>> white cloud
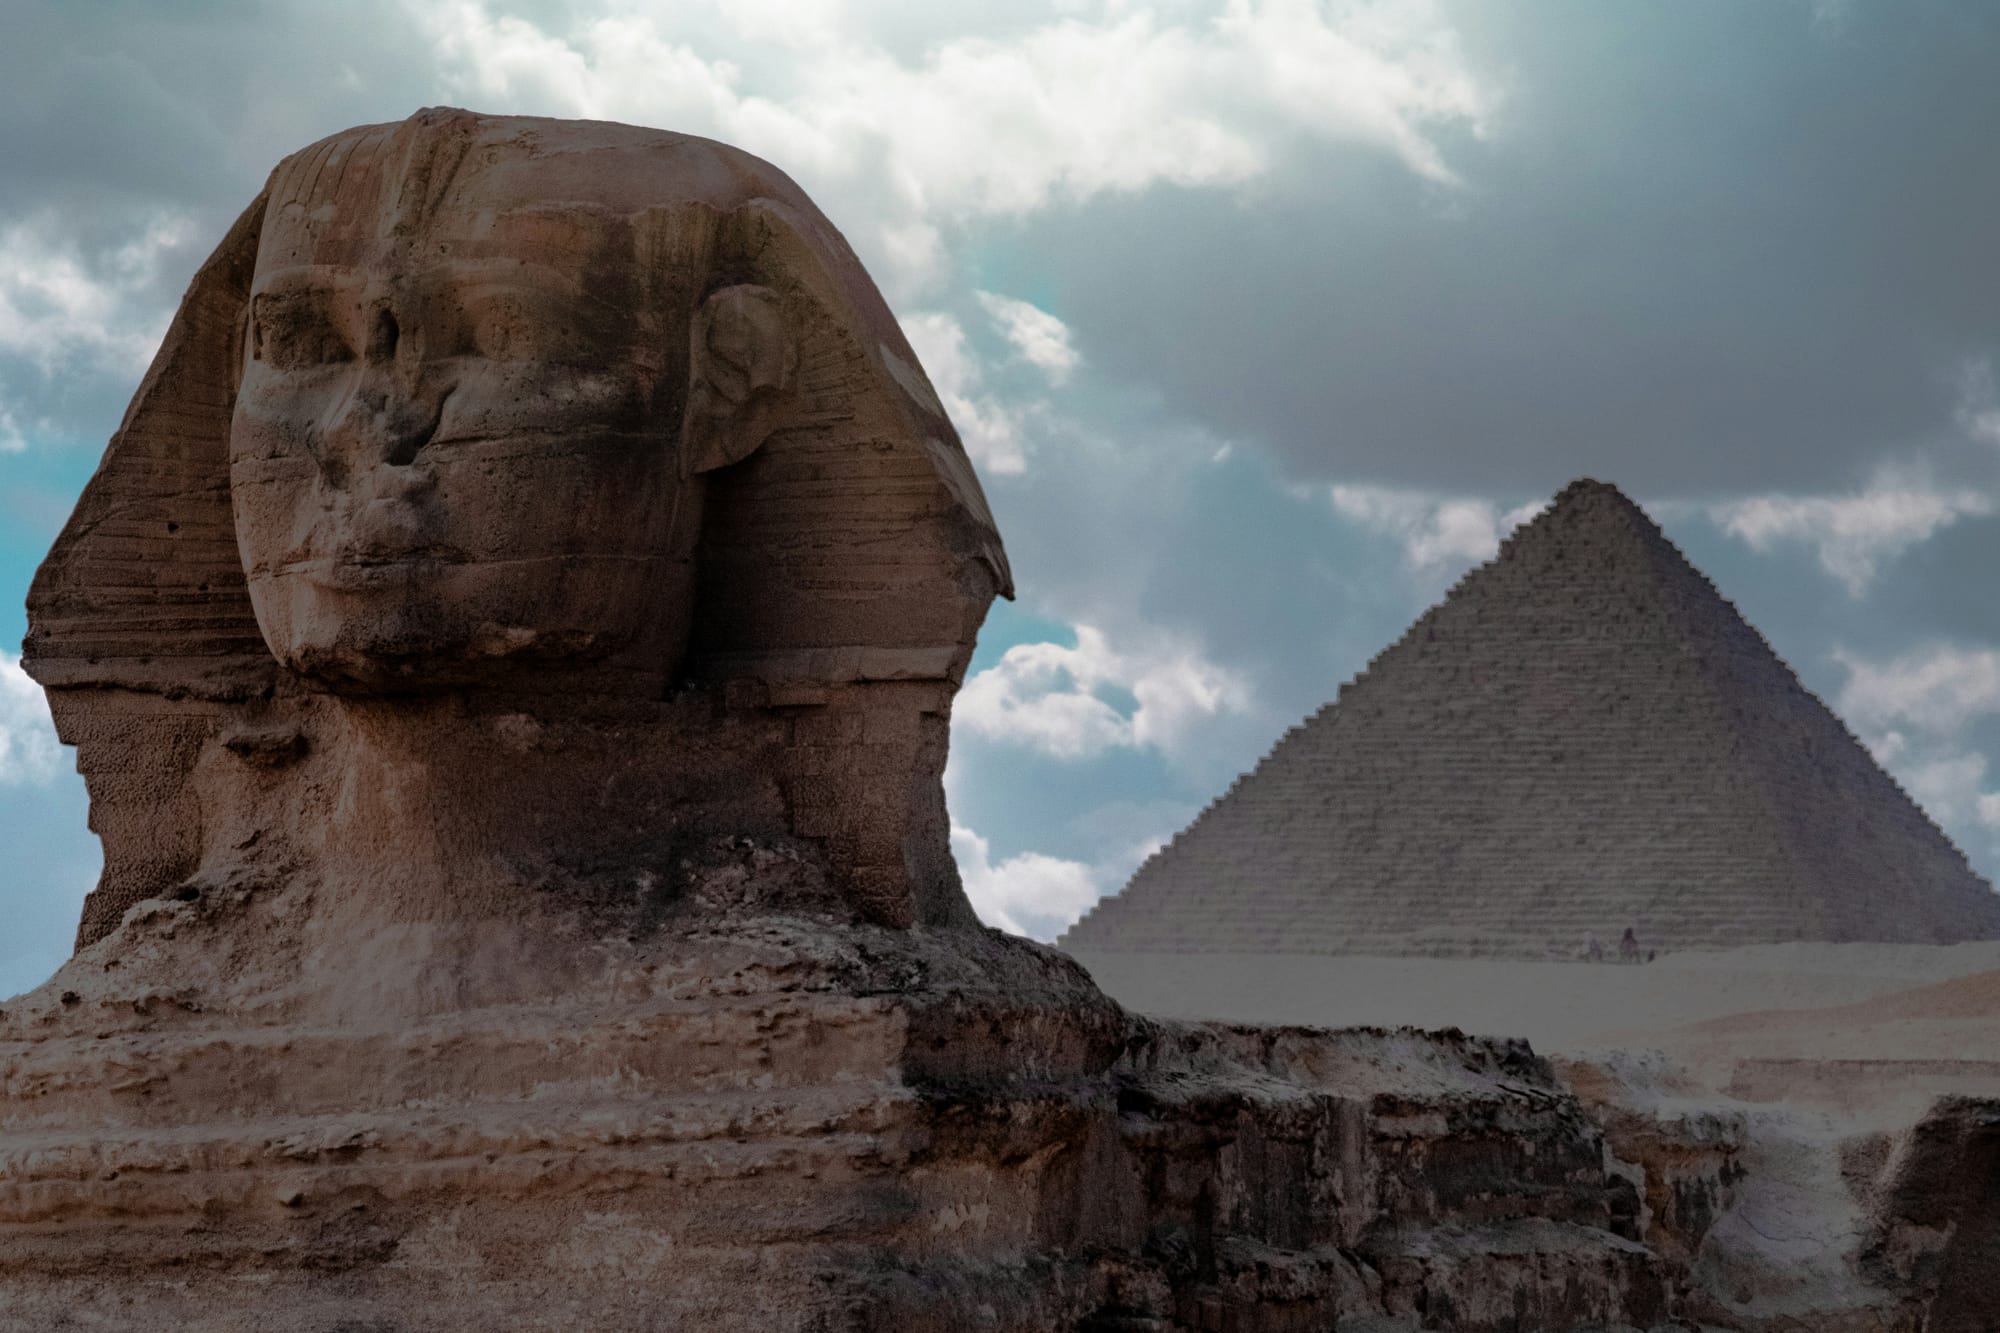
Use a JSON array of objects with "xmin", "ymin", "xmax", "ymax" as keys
[
  {"xmin": 1129, "ymin": 647, "xmax": 1253, "ymax": 754},
  {"xmin": 1328, "ymin": 483, "xmax": 1542, "ymax": 574},
  {"xmin": 1214, "ymin": 0, "xmax": 1489, "ymax": 187},
  {"xmin": 1854, "ymin": 730, "xmax": 1999, "ymax": 842},
  {"xmin": 0, "ymin": 401, "xmax": 26, "ymax": 453},
  {"xmin": 961, "ymin": 639, "xmax": 1132, "ymax": 759},
  {"xmin": 413, "ymin": 0, "xmax": 1492, "ymax": 290},
  {"xmin": 956, "ymin": 623, "xmax": 1252, "ymax": 761},
  {"xmin": 1865, "ymin": 728, "xmax": 1907, "ymax": 767},
  {"xmin": 951, "ymin": 822, "xmax": 1103, "ymax": 939},
  {"xmin": 0, "ymin": 212, "xmax": 192, "ymax": 381},
  {"xmin": 1710, "ymin": 481, "xmax": 1991, "ymax": 597},
  {"xmin": 899, "ymin": 311, "xmax": 1028, "ymax": 475},
  {"xmin": 1967, "ymin": 409, "xmax": 2000, "ymax": 448},
  {"xmin": 949, "ymin": 803, "xmax": 1181, "ymax": 940},
  {"xmin": 1835, "ymin": 644, "xmax": 2000, "ymax": 737},
  {"xmin": 975, "ymin": 291, "xmax": 1081, "ymax": 383},
  {"xmin": 0, "ymin": 652, "xmax": 63, "ymax": 787},
  {"xmin": 1902, "ymin": 750, "xmax": 1991, "ymax": 828},
  {"xmin": 1834, "ymin": 644, "xmax": 2000, "ymax": 840},
  {"xmin": 1954, "ymin": 357, "xmax": 2000, "ymax": 447}
]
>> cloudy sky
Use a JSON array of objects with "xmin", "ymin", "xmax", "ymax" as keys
[{"xmin": 5, "ymin": 0, "xmax": 2000, "ymax": 992}]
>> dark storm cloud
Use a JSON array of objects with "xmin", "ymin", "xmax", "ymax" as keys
[
  {"xmin": 0, "ymin": 0, "xmax": 442, "ymax": 447},
  {"xmin": 0, "ymin": 0, "xmax": 440, "ymax": 212},
  {"xmin": 1013, "ymin": 0, "xmax": 2000, "ymax": 496}
]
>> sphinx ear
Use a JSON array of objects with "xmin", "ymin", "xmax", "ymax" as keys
[{"xmin": 681, "ymin": 283, "xmax": 799, "ymax": 476}]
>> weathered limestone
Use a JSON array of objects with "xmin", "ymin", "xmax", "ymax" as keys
[
  {"xmin": 0, "ymin": 873, "xmax": 1681, "ymax": 1331},
  {"xmin": 1063, "ymin": 479, "xmax": 2000, "ymax": 960},
  {"xmin": 5, "ymin": 111, "xmax": 1689, "ymax": 1328}
]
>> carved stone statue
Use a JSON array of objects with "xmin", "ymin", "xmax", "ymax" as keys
[{"xmin": 25, "ymin": 107, "xmax": 1010, "ymax": 954}]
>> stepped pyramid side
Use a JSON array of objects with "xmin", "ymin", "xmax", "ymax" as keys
[
  {"xmin": 1619, "ymin": 489, "xmax": 1999, "ymax": 945},
  {"xmin": 1061, "ymin": 480, "xmax": 2000, "ymax": 960}
]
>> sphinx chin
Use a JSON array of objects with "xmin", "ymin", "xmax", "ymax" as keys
[
  {"xmin": 279, "ymin": 638, "xmax": 453, "ymax": 694},
  {"xmin": 249, "ymin": 553, "xmax": 680, "ymax": 697}
]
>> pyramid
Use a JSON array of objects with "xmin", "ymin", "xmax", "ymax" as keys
[{"xmin": 1060, "ymin": 479, "xmax": 2000, "ymax": 960}]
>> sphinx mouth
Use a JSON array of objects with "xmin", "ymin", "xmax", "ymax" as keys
[
  {"xmin": 277, "ymin": 547, "xmax": 469, "ymax": 590},
  {"xmin": 342, "ymin": 547, "xmax": 463, "ymax": 567}
]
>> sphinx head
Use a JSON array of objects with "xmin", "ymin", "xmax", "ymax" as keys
[
  {"xmin": 27, "ymin": 109, "xmax": 1012, "ymax": 944},
  {"xmin": 232, "ymin": 113, "xmax": 812, "ymax": 694}
]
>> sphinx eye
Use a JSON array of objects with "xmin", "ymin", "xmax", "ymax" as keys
[{"xmin": 251, "ymin": 293, "xmax": 353, "ymax": 371}]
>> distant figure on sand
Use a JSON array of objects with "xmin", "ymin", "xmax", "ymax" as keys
[
  {"xmin": 1585, "ymin": 936, "xmax": 1605, "ymax": 963},
  {"xmin": 1619, "ymin": 928, "xmax": 1642, "ymax": 963}
]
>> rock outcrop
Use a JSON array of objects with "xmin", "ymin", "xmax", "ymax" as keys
[
  {"xmin": 1063, "ymin": 480, "xmax": 2000, "ymax": 960},
  {"xmin": 1072, "ymin": 940, "xmax": 2000, "ymax": 1329},
  {"xmin": 0, "ymin": 868, "xmax": 1682, "ymax": 1331}
]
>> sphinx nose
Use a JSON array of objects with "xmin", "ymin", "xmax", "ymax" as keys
[
  {"xmin": 318, "ymin": 318, "xmax": 447, "ymax": 475},
  {"xmin": 320, "ymin": 379, "xmax": 438, "ymax": 472}
]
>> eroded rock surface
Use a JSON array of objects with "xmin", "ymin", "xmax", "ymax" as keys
[
  {"xmin": 1076, "ymin": 944, "xmax": 2000, "ymax": 1329},
  {"xmin": 0, "ymin": 861, "xmax": 1682, "ymax": 1331}
]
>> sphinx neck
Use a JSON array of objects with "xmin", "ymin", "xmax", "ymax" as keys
[{"xmin": 226, "ymin": 689, "xmax": 789, "ymax": 929}]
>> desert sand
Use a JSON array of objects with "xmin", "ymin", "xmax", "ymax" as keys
[
  {"xmin": 1071, "ymin": 940, "xmax": 2000, "ymax": 1068},
  {"xmin": 1074, "ymin": 940, "xmax": 2000, "ymax": 1126}
]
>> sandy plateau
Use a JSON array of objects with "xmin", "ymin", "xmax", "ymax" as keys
[{"xmin": 1070, "ymin": 942, "xmax": 2000, "ymax": 1085}]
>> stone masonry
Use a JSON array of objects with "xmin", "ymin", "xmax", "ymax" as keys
[{"xmin": 1062, "ymin": 479, "xmax": 2000, "ymax": 959}]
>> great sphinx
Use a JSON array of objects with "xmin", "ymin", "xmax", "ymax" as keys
[
  {"xmin": 25, "ymin": 107, "xmax": 1007, "ymax": 963},
  {"xmin": 1, "ymin": 111, "xmax": 1689, "ymax": 1331}
]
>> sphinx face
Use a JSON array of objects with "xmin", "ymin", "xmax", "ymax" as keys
[{"xmin": 230, "ymin": 161, "xmax": 696, "ymax": 694}]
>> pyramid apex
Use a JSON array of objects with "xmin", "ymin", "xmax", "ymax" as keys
[
  {"xmin": 1489, "ymin": 477, "xmax": 1651, "ymax": 559},
  {"xmin": 1509, "ymin": 477, "xmax": 1656, "ymax": 544},
  {"xmin": 1551, "ymin": 477, "xmax": 1636, "ymax": 506}
]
